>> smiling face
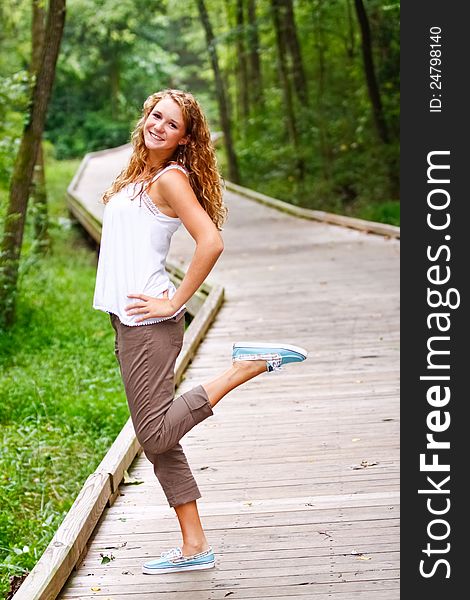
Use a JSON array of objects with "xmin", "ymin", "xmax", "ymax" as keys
[{"xmin": 143, "ymin": 96, "xmax": 189, "ymax": 163}]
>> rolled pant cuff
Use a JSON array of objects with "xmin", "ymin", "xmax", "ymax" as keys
[
  {"xmin": 166, "ymin": 477, "xmax": 202, "ymax": 507},
  {"xmin": 181, "ymin": 384, "xmax": 213, "ymax": 425}
]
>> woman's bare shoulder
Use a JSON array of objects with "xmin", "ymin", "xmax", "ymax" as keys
[{"xmin": 165, "ymin": 161, "xmax": 190, "ymax": 176}]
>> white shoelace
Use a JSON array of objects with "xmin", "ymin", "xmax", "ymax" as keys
[
  {"xmin": 161, "ymin": 547, "xmax": 182, "ymax": 560},
  {"xmin": 160, "ymin": 546, "xmax": 213, "ymax": 562},
  {"xmin": 234, "ymin": 352, "xmax": 283, "ymax": 372}
]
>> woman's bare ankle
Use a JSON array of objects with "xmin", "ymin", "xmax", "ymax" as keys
[{"xmin": 181, "ymin": 539, "xmax": 210, "ymax": 557}]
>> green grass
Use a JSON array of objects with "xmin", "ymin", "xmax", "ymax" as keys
[
  {"xmin": 0, "ymin": 159, "xmax": 128, "ymax": 597},
  {"xmin": 354, "ymin": 200, "xmax": 400, "ymax": 227}
]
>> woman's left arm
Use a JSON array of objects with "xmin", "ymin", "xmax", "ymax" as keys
[{"xmin": 126, "ymin": 170, "xmax": 223, "ymax": 322}]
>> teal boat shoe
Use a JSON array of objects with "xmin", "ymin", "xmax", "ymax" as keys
[
  {"xmin": 142, "ymin": 546, "xmax": 215, "ymax": 574},
  {"xmin": 232, "ymin": 341, "xmax": 308, "ymax": 372}
]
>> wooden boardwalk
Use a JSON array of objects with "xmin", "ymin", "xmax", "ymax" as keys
[{"xmin": 59, "ymin": 156, "xmax": 400, "ymax": 599}]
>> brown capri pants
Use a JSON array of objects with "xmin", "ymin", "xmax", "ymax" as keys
[{"xmin": 110, "ymin": 310, "xmax": 214, "ymax": 507}]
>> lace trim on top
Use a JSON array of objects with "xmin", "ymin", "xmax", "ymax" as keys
[
  {"xmin": 141, "ymin": 191, "xmax": 166, "ymax": 218},
  {"xmin": 139, "ymin": 163, "xmax": 188, "ymax": 219}
]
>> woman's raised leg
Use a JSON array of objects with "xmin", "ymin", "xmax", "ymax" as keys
[{"xmin": 202, "ymin": 359, "xmax": 267, "ymax": 408}]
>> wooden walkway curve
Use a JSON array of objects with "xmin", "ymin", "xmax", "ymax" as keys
[{"xmin": 59, "ymin": 146, "xmax": 400, "ymax": 599}]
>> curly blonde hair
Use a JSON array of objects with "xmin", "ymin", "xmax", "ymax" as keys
[{"xmin": 102, "ymin": 89, "xmax": 227, "ymax": 229}]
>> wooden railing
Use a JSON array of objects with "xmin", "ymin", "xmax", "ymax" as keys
[{"xmin": 225, "ymin": 180, "xmax": 400, "ymax": 239}]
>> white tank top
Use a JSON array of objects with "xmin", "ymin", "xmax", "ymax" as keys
[{"xmin": 93, "ymin": 163, "xmax": 188, "ymax": 326}]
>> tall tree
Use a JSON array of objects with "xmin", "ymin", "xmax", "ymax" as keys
[
  {"xmin": 247, "ymin": 0, "xmax": 264, "ymax": 111},
  {"xmin": 196, "ymin": 0, "xmax": 240, "ymax": 183},
  {"xmin": 246, "ymin": 0, "xmax": 264, "ymax": 108},
  {"xmin": 30, "ymin": 0, "xmax": 50, "ymax": 253},
  {"xmin": 313, "ymin": 0, "xmax": 332, "ymax": 181},
  {"xmin": 282, "ymin": 0, "xmax": 308, "ymax": 106},
  {"xmin": 0, "ymin": 0, "xmax": 66, "ymax": 328},
  {"xmin": 271, "ymin": 0, "xmax": 304, "ymax": 182},
  {"xmin": 344, "ymin": 0, "xmax": 356, "ymax": 59},
  {"xmin": 235, "ymin": 0, "xmax": 249, "ymax": 124},
  {"xmin": 354, "ymin": 0, "xmax": 389, "ymax": 144}
]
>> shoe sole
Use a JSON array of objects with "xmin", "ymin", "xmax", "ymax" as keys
[
  {"xmin": 233, "ymin": 341, "xmax": 308, "ymax": 359},
  {"xmin": 142, "ymin": 561, "xmax": 215, "ymax": 575}
]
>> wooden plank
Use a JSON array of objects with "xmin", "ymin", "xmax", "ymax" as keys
[
  {"xmin": 60, "ymin": 578, "xmax": 399, "ymax": 599},
  {"xmin": 90, "ymin": 510, "xmax": 400, "ymax": 539},
  {"xmin": 60, "ymin": 569, "xmax": 400, "ymax": 596},
  {"xmin": 100, "ymin": 492, "xmax": 400, "ymax": 518},
  {"xmin": 61, "ymin": 588, "xmax": 399, "ymax": 600},
  {"xmin": 78, "ymin": 538, "xmax": 399, "ymax": 561}
]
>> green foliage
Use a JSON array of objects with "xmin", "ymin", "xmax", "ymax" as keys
[
  {"xmin": 45, "ymin": 0, "xmax": 189, "ymax": 158},
  {"xmin": 0, "ymin": 0, "xmax": 399, "ymax": 217},
  {"xmin": 0, "ymin": 159, "xmax": 128, "ymax": 596},
  {"xmin": 0, "ymin": 70, "xmax": 31, "ymax": 186},
  {"xmin": 228, "ymin": 0, "xmax": 400, "ymax": 217},
  {"xmin": 357, "ymin": 199, "xmax": 400, "ymax": 226}
]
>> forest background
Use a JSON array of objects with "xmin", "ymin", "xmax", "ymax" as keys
[
  {"xmin": 0, "ymin": 0, "xmax": 399, "ymax": 597},
  {"xmin": 1, "ymin": 0, "xmax": 400, "ymax": 223}
]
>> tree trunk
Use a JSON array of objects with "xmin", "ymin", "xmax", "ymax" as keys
[
  {"xmin": 354, "ymin": 0, "xmax": 398, "ymax": 197},
  {"xmin": 31, "ymin": 0, "xmax": 50, "ymax": 254},
  {"xmin": 222, "ymin": 0, "xmax": 236, "ymax": 125},
  {"xmin": 246, "ymin": 0, "xmax": 264, "ymax": 108},
  {"xmin": 314, "ymin": 0, "xmax": 332, "ymax": 181},
  {"xmin": 282, "ymin": 0, "xmax": 308, "ymax": 106},
  {"xmin": 235, "ymin": 0, "xmax": 249, "ymax": 126},
  {"xmin": 271, "ymin": 0, "xmax": 304, "ymax": 184},
  {"xmin": 345, "ymin": 0, "xmax": 356, "ymax": 59},
  {"xmin": 354, "ymin": 0, "xmax": 389, "ymax": 144},
  {"xmin": 0, "ymin": 0, "xmax": 66, "ymax": 328},
  {"xmin": 197, "ymin": 0, "xmax": 240, "ymax": 184}
]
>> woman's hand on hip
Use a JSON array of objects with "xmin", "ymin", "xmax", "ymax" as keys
[{"xmin": 125, "ymin": 290, "xmax": 177, "ymax": 323}]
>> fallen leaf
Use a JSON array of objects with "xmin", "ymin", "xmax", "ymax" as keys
[
  {"xmin": 350, "ymin": 460, "xmax": 379, "ymax": 470},
  {"xmin": 358, "ymin": 555, "xmax": 372, "ymax": 561},
  {"xmin": 352, "ymin": 438, "xmax": 361, "ymax": 442},
  {"xmin": 91, "ymin": 587, "xmax": 101, "ymax": 592},
  {"xmin": 100, "ymin": 553, "xmax": 115, "ymax": 564},
  {"xmin": 123, "ymin": 470, "xmax": 143, "ymax": 485}
]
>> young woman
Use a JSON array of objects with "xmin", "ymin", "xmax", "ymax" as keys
[{"xmin": 93, "ymin": 89, "xmax": 307, "ymax": 575}]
